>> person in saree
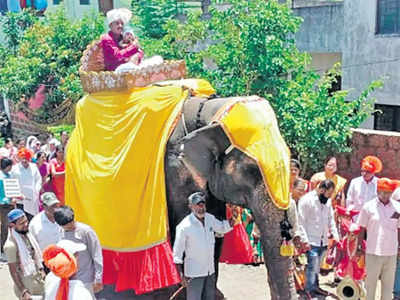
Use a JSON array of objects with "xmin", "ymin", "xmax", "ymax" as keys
[
  {"xmin": 50, "ymin": 146, "xmax": 65, "ymax": 205},
  {"xmin": 100, "ymin": 8, "xmax": 144, "ymax": 71},
  {"xmin": 310, "ymin": 156, "xmax": 346, "ymax": 207},
  {"xmin": 36, "ymin": 151, "xmax": 51, "ymax": 211},
  {"xmin": 290, "ymin": 159, "xmax": 309, "ymax": 193},
  {"xmin": 219, "ymin": 204, "xmax": 254, "ymax": 264},
  {"xmin": 310, "ymin": 156, "xmax": 347, "ymax": 279}
]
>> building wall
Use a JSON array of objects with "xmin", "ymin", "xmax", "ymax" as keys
[
  {"xmin": 342, "ymin": 0, "xmax": 400, "ymax": 129},
  {"xmin": 294, "ymin": 0, "xmax": 400, "ymax": 130},
  {"xmin": 337, "ymin": 128, "xmax": 400, "ymax": 185},
  {"xmin": 294, "ymin": 2, "xmax": 344, "ymax": 53},
  {"xmin": 308, "ymin": 52, "xmax": 342, "ymax": 73},
  {"xmin": 47, "ymin": 0, "xmax": 123, "ymax": 18}
]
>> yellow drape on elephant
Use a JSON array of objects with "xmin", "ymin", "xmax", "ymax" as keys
[
  {"xmin": 215, "ymin": 96, "xmax": 291, "ymax": 210},
  {"xmin": 65, "ymin": 85, "xmax": 188, "ymax": 251}
]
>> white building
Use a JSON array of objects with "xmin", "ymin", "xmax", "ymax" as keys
[
  {"xmin": 47, "ymin": 0, "xmax": 126, "ymax": 19},
  {"xmin": 293, "ymin": 0, "xmax": 400, "ymax": 132}
]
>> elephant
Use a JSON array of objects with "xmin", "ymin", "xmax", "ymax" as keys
[{"xmin": 97, "ymin": 95, "xmax": 297, "ymax": 300}]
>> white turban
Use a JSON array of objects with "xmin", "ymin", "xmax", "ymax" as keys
[{"xmin": 106, "ymin": 8, "xmax": 132, "ymax": 26}]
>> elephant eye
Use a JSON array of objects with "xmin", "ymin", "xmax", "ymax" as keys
[{"xmin": 246, "ymin": 165, "xmax": 261, "ymax": 178}]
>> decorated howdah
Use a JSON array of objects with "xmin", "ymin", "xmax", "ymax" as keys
[{"xmin": 79, "ymin": 40, "xmax": 187, "ymax": 93}]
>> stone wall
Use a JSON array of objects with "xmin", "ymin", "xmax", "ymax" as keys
[
  {"xmin": 7, "ymin": 101, "xmax": 47, "ymax": 139},
  {"xmin": 336, "ymin": 128, "xmax": 400, "ymax": 187},
  {"xmin": 10, "ymin": 112, "xmax": 46, "ymax": 139}
]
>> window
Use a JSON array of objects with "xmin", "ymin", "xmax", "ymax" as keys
[
  {"xmin": 377, "ymin": 0, "xmax": 400, "ymax": 34},
  {"xmin": 374, "ymin": 104, "xmax": 400, "ymax": 131},
  {"xmin": 80, "ymin": 0, "xmax": 90, "ymax": 5}
]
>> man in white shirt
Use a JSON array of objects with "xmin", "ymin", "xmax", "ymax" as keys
[
  {"xmin": 347, "ymin": 156, "xmax": 382, "ymax": 214},
  {"xmin": 12, "ymin": 148, "xmax": 42, "ymax": 220},
  {"xmin": 290, "ymin": 179, "xmax": 309, "ymax": 250},
  {"xmin": 29, "ymin": 192, "xmax": 62, "ymax": 252},
  {"xmin": 297, "ymin": 179, "xmax": 339, "ymax": 298},
  {"xmin": 173, "ymin": 192, "xmax": 234, "ymax": 300},
  {"xmin": 357, "ymin": 178, "xmax": 400, "ymax": 300}
]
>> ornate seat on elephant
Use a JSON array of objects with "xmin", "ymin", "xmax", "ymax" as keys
[{"xmin": 79, "ymin": 39, "xmax": 187, "ymax": 93}]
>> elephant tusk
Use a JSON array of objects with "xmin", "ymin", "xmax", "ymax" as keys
[
  {"xmin": 178, "ymin": 144, "xmax": 185, "ymax": 159},
  {"xmin": 224, "ymin": 144, "xmax": 234, "ymax": 155}
]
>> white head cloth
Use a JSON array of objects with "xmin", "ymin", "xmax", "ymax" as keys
[{"xmin": 107, "ymin": 8, "xmax": 132, "ymax": 26}]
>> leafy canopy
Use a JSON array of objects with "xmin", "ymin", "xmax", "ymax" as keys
[
  {"xmin": 0, "ymin": 8, "xmax": 105, "ymax": 122},
  {"xmin": 0, "ymin": 2, "xmax": 382, "ymax": 173},
  {"xmin": 135, "ymin": 0, "xmax": 382, "ymax": 173}
]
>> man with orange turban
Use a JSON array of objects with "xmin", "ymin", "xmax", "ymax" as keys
[
  {"xmin": 12, "ymin": 147, "xmax": 42, "ymax": 221},
  {"xmin": 43, "ymin": 240, "xmax": 95, "ymax": 300},
  {"xmin": 347, "ymin": 156, "xmax": 382, "ymax": 216},
  {"xmin": 357, "ymin": 178, "xmax": 400, "ymax": 300}
]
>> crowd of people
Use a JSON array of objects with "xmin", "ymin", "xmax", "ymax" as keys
[
  {"xmin": 0, "ymin": 132, "xmax": 103, "ymax": 300},
  {"xmin": 288, "ymin": 155, "xmax": 400, "ymax": 300},
  {"xmin": 2, "ymin": 5, "xmax": 400, "ymax": 300}
]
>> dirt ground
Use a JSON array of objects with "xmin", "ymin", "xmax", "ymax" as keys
[{"xmin": 0, "ymin": 260, "xmax": 345, "ymax": 300}]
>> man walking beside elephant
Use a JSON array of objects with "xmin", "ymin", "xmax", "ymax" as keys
[
  {"xmin": 173, "ymin": 192, "xmax": 234, "ymax": 300},
  {"xmin": 297, "ymin": 179, "xmax": 339, "ymax": 298}
]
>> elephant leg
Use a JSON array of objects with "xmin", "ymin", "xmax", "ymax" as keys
[{"xmin": 250, "ymin": 198, "xmax": 297, "ymax": 300}]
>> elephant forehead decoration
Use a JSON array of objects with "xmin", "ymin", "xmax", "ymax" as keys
[{"xmin": 212, "ymin": 96, "xmax": 291, "ymax": 210}]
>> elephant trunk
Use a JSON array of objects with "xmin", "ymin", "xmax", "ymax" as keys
[{"xmin": 250, "ymin": 187, "xmax": 297, "ymax": 300}]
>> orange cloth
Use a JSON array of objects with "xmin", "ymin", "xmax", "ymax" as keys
[
  {"xmin": 43, "ymin": 245, "xmax": 78, "ymax": 300},
  {"xmin": 377, "ymin": 177, "xmax": 400, "ymax": 192},
  {"xmin": 361, "ymin": 156, "xmax": 382, "ymax": 174},
  {"xmin": 17, "ymin": 148, "xmax": 33, "ymax": 160}
]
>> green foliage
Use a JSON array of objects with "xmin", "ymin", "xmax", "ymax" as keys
[
  {"xmin": 0, "ymin": 8, "xmax": 105, "ymax": 122},
  {"xmin": 47, "ymin": 124, "xmax": 75, "ymax": 137},
  {"xmin": 138, "ymin": 0, "xmax": 382, "ymax": 174},
  {"xmin": 142, "ymin": 0, "xmax": 305, "ymax": 96},
  {"xmin": 131, "ymin": 0, "xmax": 177, "ymax": 38},
  {"xmin": 274, "ymin": 64, "xmax": 383, "ymax": 173},
  {"xmin": 0, "ymin": 9, "xmax": 38, "ymax": 54}
]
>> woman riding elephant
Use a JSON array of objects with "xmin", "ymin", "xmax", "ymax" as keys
[{"xmin": 101, "ymin": 8, "xmax": 144, "ymax": 71}]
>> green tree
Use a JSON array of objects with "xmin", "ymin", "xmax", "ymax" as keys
[
  {"xmin": 0, "ymin": 9, "xmax": 38, "ymax": 54},
  {"xmin": 0, "ymin": 8, "xmax": 105, "ymax": 123},
  {"xmin": 131, "ymin": 0, "xmax": 177, "ymax": 38},
  {"xmin": 137, "ymin": 0, "xmax": 382, "ymax": 174},
  {"xmin": 47, "ymin": 124, "xmax": 75, "ymax": 138}
]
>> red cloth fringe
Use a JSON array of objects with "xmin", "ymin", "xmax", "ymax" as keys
[{"xmin": 102, "ymin": 241, "xmax": 181, "ymax": 295}]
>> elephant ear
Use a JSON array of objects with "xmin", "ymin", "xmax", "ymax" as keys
[{"xmin": 179, "ymin": 123, "xmax": 231, "ymax": 178}]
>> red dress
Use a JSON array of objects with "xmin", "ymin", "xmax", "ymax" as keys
[
  {"xmin": 50, "ymin": 158, "xmax": 65, "ymax": 205},
  {"xmin": 219, "ymin": 205, "xmax": 254, "ymax": 264}
]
